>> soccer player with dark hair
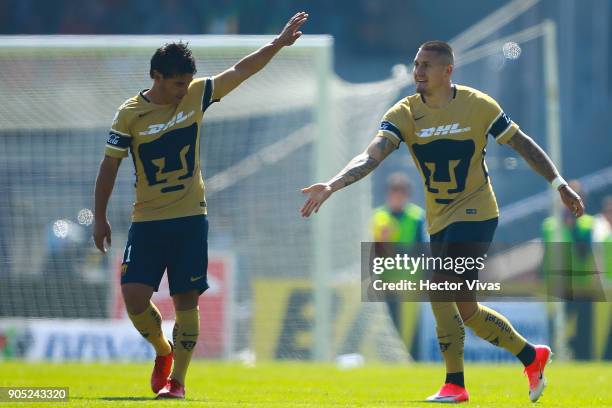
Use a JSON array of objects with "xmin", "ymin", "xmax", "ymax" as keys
[
  {"xmin": 93, "ymin": 12, "xmax": 308, "ymax": 399},
  {"xmin": 301, "ymin": 40, "xmax": 584, "ymax": 403}
]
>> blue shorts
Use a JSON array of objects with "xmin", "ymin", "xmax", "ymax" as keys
[
  {"xmin": 429, "ymin": 217, "xmax": 498, "ymax": 281},
  {"xmin": 120, "ymin": 215, "xmax": 209, "ymax": 296}
]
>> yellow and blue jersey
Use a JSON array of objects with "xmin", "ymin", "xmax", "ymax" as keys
[
  {"xmin": 105, "ymin": 77, "xmax": 219, "ymax": 222},
  {"xmin": 377, "ymin": 85, "xmax": 519, "ymax": 235}
]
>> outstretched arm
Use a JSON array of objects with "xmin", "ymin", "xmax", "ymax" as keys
[
  {"xmin": 506, "ymin": 129, "xmax": 584, "ymax": 217},
  {"xmin": 300, "ymin": 135, "xmax": 397, "ymax": 217},
  {"xmin": 93, "ymin": 155, "xmax": 121, "ymax": 253},
  {"xmin": 212, "ymin": 11, "xmax": 308, "ymax": 99}
]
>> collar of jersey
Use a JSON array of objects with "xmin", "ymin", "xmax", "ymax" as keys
[
  {"xmin": 419, "ymin": 84, "xmax": 457, "ymax": 110},
  {"xmin": 139, "ymin": 89, "xmax": 173, "ymax": 107}
]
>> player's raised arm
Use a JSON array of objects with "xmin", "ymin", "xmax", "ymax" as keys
[
  {"xmin": 211, "ymin": 11, "xmax": 308, "ymax": 100},
  {"xmin": 300, "ymin": 135, "xmax": 397, "ymax": 217},
  {"xmin": 93, "ymin": 155, "xmax": 121, "ymax": 253},
  {"xmin": 506, "ymin": 129, "xmax": 585, "ymax": 217}
]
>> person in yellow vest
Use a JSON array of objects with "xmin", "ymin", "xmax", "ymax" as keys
[
  {"xmin": 542, "ymin": 180, "xmax": 596, "ymax": 296},
  {"xmin": 593, "ymin": 195, "xmax": 612, "ymax": 282},
  {"xmin": 371, "ymin": 172, "xmax": 426, "ymax": 332}
]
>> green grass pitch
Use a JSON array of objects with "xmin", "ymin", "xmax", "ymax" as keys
[{"xmin": 1, "ymin": 361, "xmax": 611, "ymax": 407}]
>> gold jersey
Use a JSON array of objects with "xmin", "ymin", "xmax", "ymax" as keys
[
  {"xmin": 377, "ymin": 85, "xmax": 519, "ymax": 235},
  {"xmin": 104, "ymin": 77, "xmax": 219, "ymax": 222}
]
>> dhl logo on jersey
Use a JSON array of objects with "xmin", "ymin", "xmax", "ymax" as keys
[
  {"xmin": 139, "ymin": 110, "xmax": 195, "ymax": 136},
  {"xmin": 417, "ymin": 123, "xmax": 471, "ymax": 138}
]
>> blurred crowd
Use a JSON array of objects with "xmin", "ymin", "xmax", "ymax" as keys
[
  {"xmin": 0, "ymin": 0, "xmax": 501, "ymax": 57},
  {"xmin": 0, "ymin": 0, "xmax": 513, "ymax": 83}
]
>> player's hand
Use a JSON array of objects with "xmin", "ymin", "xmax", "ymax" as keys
[
  {"xmin": 559, "ymin": 184, "xmax": 585, "ymax": 217},
  {"xmin": 93, "ymin": 218, "xmax": 112, "ymax": 253},
  {"xmin": 275, "ymin": 11, "xmax": 308, "ymax": 47},
  {"xmin": 301, "ymin": 183, "xmax": 332, "ymax": 217}
]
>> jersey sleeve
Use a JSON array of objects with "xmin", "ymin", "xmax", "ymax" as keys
[
  {"xmin": 190, "ymin": 77, "xmax": 220, "ymax": 113},
  {"xmin": 480, "ymin": 93, "xmax": 519, "ymax": 145},
  {"xmin": 376, "ymin": 101, "xmax": 413, "ymax": 147},
  {"xmin": 104, "ymin": 108, "xmax": 132, "ymax": 159}
]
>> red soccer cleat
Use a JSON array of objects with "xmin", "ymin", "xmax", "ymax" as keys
[
  {"xmin": 426, "ymin": 382, "xmax": 469, "ymax": 403},
  {"xmin": 156, "ymin": 378, "xmax": 185, "ymax": 399},
  {"xmin": 150, "ymin": 343, "xmax": 173, "ymax": 394},
  {"xmin": 524, "ymin": 344, "xmax": 552, "ymax": 402}
]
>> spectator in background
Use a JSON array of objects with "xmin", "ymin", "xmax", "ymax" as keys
[
  {"xmin": 542, "ymin": 180, "xmax": 594, "ymax": 242},
  {"xmin": 593, "ymin": 195, "xmax": 612, "ymax": 281},
  {"xmin": 371, "ymin": 172, "xmax": 426, "ymax": 332},
  {"xmin": 541, "ymin": 180, "xmax": 597, "ymax": 295}
]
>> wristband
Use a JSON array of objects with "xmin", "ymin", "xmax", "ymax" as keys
[{"xmin": 551, "ymin": 175, "xmax": 568, "ymax": 190}]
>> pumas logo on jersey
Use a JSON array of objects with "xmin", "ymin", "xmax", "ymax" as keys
[
  {"xmin": 417, "ymin": 123, "xmax": 471, "ymax": 138},
  {"xmin": 139, "ymin": 110, "xmax": 195, "ymax": 135}
]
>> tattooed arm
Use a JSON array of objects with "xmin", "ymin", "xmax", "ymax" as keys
[
  {"xmin": 506, "ymin": 129, "xmax": 585, "ymax": 217},
  {"xmin": 329, "ymin": 136, "xmax": 396, "ymax": 190},
  {"xmin": 506, "ymin": 129, "xmax": 559, "ymax": 181},
  {"xmin": 300, "ymin": 136, "xmax": 397, "ymax": 217}
]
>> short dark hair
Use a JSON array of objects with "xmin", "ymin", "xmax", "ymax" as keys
[
  {"xmin": 150, "ymin": 42, "xmax": 197, "ymax": 79},
  {"xmin": 419, "ymin": 40, "xmax": 454, "ymax": 65}
]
